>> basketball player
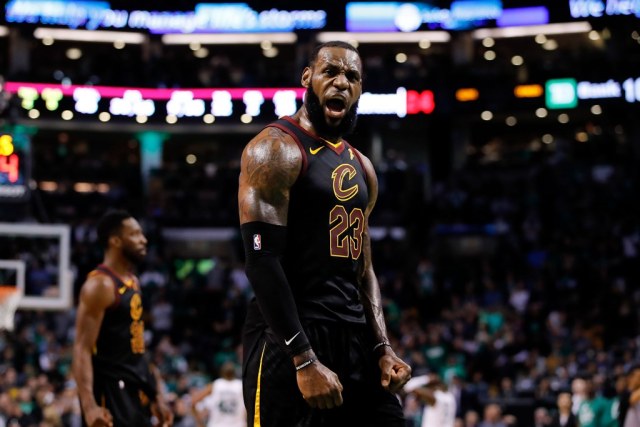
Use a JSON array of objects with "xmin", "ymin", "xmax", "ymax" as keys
[
  {"xmin": 404, "ymin": 374, "xmax": 457, "ymax": 427},
  {"xmin": 191, "ymin": 361, "xmax": 245, "ymax": 427},
  {"xmin": 72, "ymin": 211, "xmax": 173, "ymax": 427},
  {"xmin": 238, "ymin": 41, "xmax": 411, "ymax": 426}
]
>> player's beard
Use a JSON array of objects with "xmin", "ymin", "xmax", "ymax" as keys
[
  {"xmin": 305, "ymin": 86, "xmax": 359, "ymax": 140},
  {"xmin": 122, "ymin": 245, "xmax": 145, "ymax": 265}
]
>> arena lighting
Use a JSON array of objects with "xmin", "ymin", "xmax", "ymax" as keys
[
  {"xmin": 472, "ymin": 22, "xmax": 592, "ymax": 39},
  {"xmin": 33, "ymin": 28, "xmax": 146, "ymax": 44},
  {"xmin": 73, "ymin": 182, "xmax": 95, "ymax": 193},
  {"xmin": 316, "ymin": 31, "xmax": 450, "ymax": 44},
  {"xmin": 96, "ymin": 183, "xmax": 110, "ymax": 193},
  {"xmin": 456, "ymin": 88, "xmax": 479, "ymax": 102},
  {"xmin": 162, "ymin": 33, "xmax": 296, "ymax": 45},
  {"xmin": 514, "ymin": 84, "xmax": 543, "ymax": 98},
  {"xmin": 38, "ymin": 181, "xmax": 58, "ymax": 192}
]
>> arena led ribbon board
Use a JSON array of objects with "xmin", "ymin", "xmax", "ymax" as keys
[
  {"xmin": 546, "ymin": 76, "xmax": 640, "ymax": 109},
  {"xmin": 4, "ymin": 0, "xmax": 327, "ymax": 33},
  {"xmin": 5, "ymin": 82, "xmax": 436, "ymax": 121},
  {"xmin": 346, "ymin": 1, "xmax": 504, "ymax": 31},
  {"xmin": 344, "ymin": 1, "xmax": 550, "ymax": 31},
  {"xmin": 568, "ymin": 0, "xmax": 640, "ymax": 18}
]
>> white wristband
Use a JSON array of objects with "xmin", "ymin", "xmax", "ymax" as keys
[
  {"xmin": 372, "ymin": 341, "xmax": 391, "ymax": 353},
  {"xmin": 295, "ymin": 357, "xmax": 317, "ymax": 371}
]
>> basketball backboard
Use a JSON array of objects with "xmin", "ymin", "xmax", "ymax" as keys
[{"xmin": 0, "ymin": 223, "xmax": 72, "ymax": 310}]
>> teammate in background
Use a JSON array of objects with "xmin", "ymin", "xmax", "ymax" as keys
[
  {"xmin": 72, "ymin": 210, "xmax": 173, "ymax": 427},
  {"xmin": 404, "ymin": 373, "xmax": 457, "ymax": 427},
  {"xmin": 191, "ymin": 361, "xmax": 245, "ymax": 427},
  {"xmin": 238, "ymin": 41, "xmax": 411, "ymax": 426}
]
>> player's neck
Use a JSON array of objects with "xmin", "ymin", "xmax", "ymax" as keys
[
  {"xmin": 102, "ymin": 253, "xmax": 134, "ymax": 277},
  {"xmin": 294, "ymin": 108, "xmax": 341, "ymax": 144}
]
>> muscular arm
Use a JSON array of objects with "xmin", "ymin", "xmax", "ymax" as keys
[
  {"xmin": 357, "ymin": 151, "xmax": 412, "ymax": 392},
  {"xmin": 238, "ymin": 127, "xmax": 343, "ymax": 409},
  {"xmin": 238, "ymin": 127, "xmax": 309, "ymax": 355},
  {"xmin": 72, "ymin": 275, "xmax": 115, "ymax": 426},
  {"xmin": 239, "ymin": 127, "xmax": 300, "ymax": 225}
]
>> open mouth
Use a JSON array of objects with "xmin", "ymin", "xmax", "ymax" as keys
[{"xmin": 325, "ymin": 98, "xmax": 346, "ymax": 118}]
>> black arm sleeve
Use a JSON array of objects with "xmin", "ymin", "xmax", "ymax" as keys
[{"xmin": 241, "ymin": 221, "xmax": 311, "ymax": 357}]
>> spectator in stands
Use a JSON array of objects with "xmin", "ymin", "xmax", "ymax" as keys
[
  {"xmin": 576, "ymin": 377, "xmax": 610, "ymax": 427},
  {"xmin": 533, "ymin": 407, "xmax": 552, "ymax": 427},
  {"xmin": 623, "ymin": 366, "xmax": 640, "ymax": 427},
  {"xmin": 479, "ymin": 403, "xmax": 506, "ymax": 427},
  {"xmin": 549, "ymin": 392, "xmax": 577, "ymax": 427},
  {"xmin": 464, "ymin": 410, "xmax": 480, "ymax": 427},
  {"xmin": 571, "ymin": 378, "xmax": 587, "ymax": 415}
]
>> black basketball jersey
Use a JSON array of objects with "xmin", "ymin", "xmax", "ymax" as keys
[
  {"xmin": 269, "ymin": 116, "xmax": 370, "ymax": 324},
  {"xmin": 89, "ymin": 265, "xmax": 156, "ymax": 396}
]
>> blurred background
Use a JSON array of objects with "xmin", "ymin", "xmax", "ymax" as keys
[{"xmin": 0, "ymin": 0, "xmax": 639, "ymax": 426}]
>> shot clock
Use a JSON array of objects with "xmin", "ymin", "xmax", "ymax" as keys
[{"xmin": 0, "ymin": 134, "xmax": 30, "ymax": 202}]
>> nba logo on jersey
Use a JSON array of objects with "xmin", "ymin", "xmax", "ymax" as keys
[{"xmin": 253, "ymin": 234, "xmax": 261, "ymax": 250}]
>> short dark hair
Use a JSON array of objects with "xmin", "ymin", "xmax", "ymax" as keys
[
  {"xmin": 308, "ymin": 41, "xmax": 360, "ymax": 67},
  {"xmin": 96, "ymin": 210, "xmax": 132, "ymax": 249}
]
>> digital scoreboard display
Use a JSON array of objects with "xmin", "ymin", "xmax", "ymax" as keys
[{"xmin": 0, "ymin": 134, "xmax": 30, "ymax": 202}]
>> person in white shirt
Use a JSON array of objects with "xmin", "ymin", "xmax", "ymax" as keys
[
  {"xmin": 570, "ymin": 378, "xmax": 586, "ymax": 415},
  {"xmin": 404, "ymin": 373, "xmax": 457, "ymax": 427},
  {"xmin": 191, "ymin": 362, "xmax": 246, "ymax": 427}
]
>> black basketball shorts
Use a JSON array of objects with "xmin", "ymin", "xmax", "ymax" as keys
[
  {"xmin": 82, "ymin": 375, "xmax": 153, "ymax": 427},
  {"xmin": 242, "ymin": 320, "xmax": 405, "ymax": 427}
]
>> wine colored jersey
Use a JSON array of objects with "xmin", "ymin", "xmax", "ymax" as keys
[
  {"xmin": 251, "ymin": 116, "xmax": 370, "ymax": 325},
  {"xmin": 89, "ymin": 264, "xmax": 156, "ymax": 396}
]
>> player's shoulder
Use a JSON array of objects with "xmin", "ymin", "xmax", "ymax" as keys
[
  {"xmin": 241, "ymin": 124, "xmax": 303, "ymax": 178},
  {"xmin": 85, "ymin": 269, "xmax": 116, "ymax": 289},
  {"xmin": 80, "ymin": 270, "xmax": 116, "ymax": 305},
  {"xmin": 245, "ymin": 124, "xmax": 300, "ymax": 155}
]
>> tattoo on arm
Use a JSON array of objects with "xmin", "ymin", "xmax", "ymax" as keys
[{"xmin": 239, "ymin": 128, "xmax": 301, "ymax": 225}]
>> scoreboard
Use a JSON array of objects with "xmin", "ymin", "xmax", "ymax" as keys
[{"xmin": 0, "ymin": 133, "xmax": 30, "ymax": 202}]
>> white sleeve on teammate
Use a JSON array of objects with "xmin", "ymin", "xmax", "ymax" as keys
[
  {"xmin": 196, "ymin": 394, "xmax": 215, "ymax": 412},
  {"xmin": 403, "ymin": 374, "xmax": 431, "ymax": 393}
]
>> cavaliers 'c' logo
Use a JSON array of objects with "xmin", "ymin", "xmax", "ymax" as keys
[
  {"xmin": 130, "ymin": 293, "xmax": 143, "ymax": 321},
  {"xmin": 331, "ymin": 163, "xmax": 359, "ymax": 202}
]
